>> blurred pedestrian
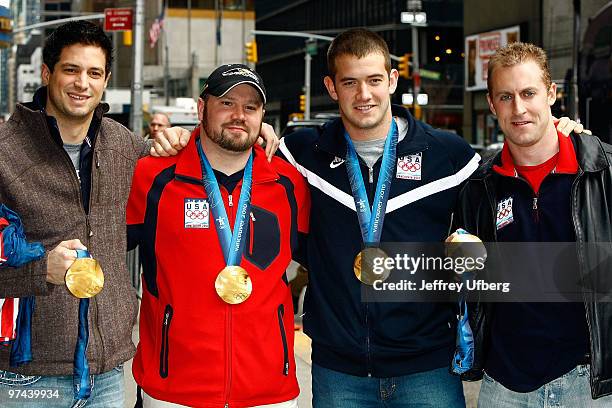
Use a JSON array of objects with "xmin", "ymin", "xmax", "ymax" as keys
[{"xmin": 146, "ymin": 112, "xmax": 171, "ymax": 140}]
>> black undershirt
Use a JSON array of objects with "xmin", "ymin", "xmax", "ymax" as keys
[{"xmin": 212, "ymin": 168, "xmax": 245, "ymax": 194}]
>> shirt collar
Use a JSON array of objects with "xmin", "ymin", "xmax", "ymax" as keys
[{"xmin": 493, "ymin": 123, "xmax": 579, "ymax": 177}]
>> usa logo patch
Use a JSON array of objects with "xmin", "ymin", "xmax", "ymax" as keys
[
  {"xmin": 397, "ymin": 153, "xmax": 422, "ymax": 180},
  {"xmin": 496, "ymin": 197, "xmax": 514, "ymax": 230},
  {"xmin": 184, "ymin": 198, "xmax": 209, "ymax": 229}
]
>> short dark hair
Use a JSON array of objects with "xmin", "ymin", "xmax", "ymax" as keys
[
  {"xmin": 327, "ymin": 28, "xmax": 391, "ymax": 79},
  {"xmin": 43, "ymin": 21, "xmax": 113, "ymax": 77}
]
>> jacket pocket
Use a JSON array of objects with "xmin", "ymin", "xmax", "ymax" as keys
[
  {"xmin": 244, "ymin": 206, "xmax": 280, "ymax": 270},
  {"xmin": 159, "ymin": 304, "xmax": 173, "ymax": 378},
  {"xmin": 277, "ymin": 304, "xmax": 289, "ymax": 376}
]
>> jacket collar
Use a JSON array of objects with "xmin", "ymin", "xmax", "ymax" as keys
[
  {"xmin": 14, "ymin": 87, "xmax": 108, "ymax": 147},
  {"xmin": 316, "ymin": 104, "xmax": 429, "ymax": 159},
  {"xmin": 175, "ymin": 127, "xmax": 279, "ymax": 184},
  {"xmin": 571, "ymin": 133, "xmax": 611, "ymax": 173},
  {"xmin": 493, "ymin": 126, "xmax": 579, "ymax": 177}
]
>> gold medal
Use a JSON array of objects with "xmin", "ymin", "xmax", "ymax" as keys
[
  {"xmin": 215, "ymin": 265, "xmax": 252, "ymax": 304},
  {"xmin": 65, "ymin": 258, "xmax": 104, "ymax": 298},
  {"xmin": 354, "ymin": 247, "xmax": 392, "ymax": 285},
  {"xmin": 445, "ymin": 230, "xmax": 487, "ymax": 273}
]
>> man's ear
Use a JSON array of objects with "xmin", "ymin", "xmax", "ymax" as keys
[
  {"xmin": 323, "ymin": 76, "xmax": 338, "ymax": 101},
  {"xmin": 487, "ymin": 93, "xmax": 497, "ymax": 116},
  {"xmin": 197, "ymin": 97, "xmax": 205, "ymax": 122},
  {"xmin": 41, "ymin": 64, "xmax": 51, "ymax": 86},
  {"xmin": 547, "ymin": 82, "xmax": 557, "ymax": 106},
  {"xmin": 104, "ymin": 72, "xmax": 111, "ymax": 89},
  {"xmin": 388, "ymin": 69, "xmax": 399, "ymax": 95}
]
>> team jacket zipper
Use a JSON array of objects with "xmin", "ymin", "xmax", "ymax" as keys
[
  {"xmin": 570, "ymin": 170, "xmax": 594, "ymax": 386},
  {"xmin": 159, "ymin": 305, "xmax": 173, "ymax": 378},
  {"xmin": 224, "ymin": 187, "xmax": 235, "ymax": 408},
  {"xmin": 277, "ymin": 304, "xmax": 290, "ymax": 376},
  {"xmin": 361, "ymin": 158, "xmax": 374, "ymax": 376}
]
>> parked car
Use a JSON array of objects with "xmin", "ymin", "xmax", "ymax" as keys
[
  {"xmin": 281, "ymin": 118, "xmax": 329, "ymax": 138},
  {"xmin": 281, "ymin": 112, "xmax": 340, "ymax": 138}
]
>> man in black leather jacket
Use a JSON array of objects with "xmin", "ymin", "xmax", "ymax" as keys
[{"xmin": 452, "ymin": 42, "xmax": 612, "ymax": 406}]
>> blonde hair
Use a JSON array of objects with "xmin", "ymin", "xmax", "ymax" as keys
[{"xmin": 487, "ymin": 42, "xmax": 551, "ymax": 92}]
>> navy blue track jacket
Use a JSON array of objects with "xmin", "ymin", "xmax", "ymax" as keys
[{"xmin": 280, "ymin": 105, "xmax": 480, "ymax": 377}]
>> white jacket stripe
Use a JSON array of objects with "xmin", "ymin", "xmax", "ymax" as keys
[
  {"xmin": 280, "ymin": 140, "xmax": 480, "ymax": 214},
  {"xmin": 386, "ymin": 152, "xmax": 481, "ymax": 213},
  {"xmin": 280, "ymin": 140, "xmax": 356, "ymax": 211}
]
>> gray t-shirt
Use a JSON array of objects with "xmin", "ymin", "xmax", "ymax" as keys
[
  {"xmin": 63, "ymin": 142, "xmax": 82, "ymax": 181},
  {"xmin": 352, "ymin": 137, "xmax": 386, "ymax": 169},
  {"xmin": 352, "ymin": 117, "xmax": 408, "ymax": 168}
]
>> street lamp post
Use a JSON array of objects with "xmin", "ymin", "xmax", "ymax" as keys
[
  {"xmin": 304, "ymin": 39, "xmax": 318, "ymax": 120},
  {"xmin": 401, "ymin": 0, "xmax": 426, "ymax": 120},
  {"xmin": 130, "ymin": 0, "xmax": 144, "ymax": 137}
]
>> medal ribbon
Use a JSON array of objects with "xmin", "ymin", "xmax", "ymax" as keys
[
  {"xmin": 344, "ymin": 119, "xmax": 398, "ymax": 245},
  {"xmin": 451, "ymin": 229, "xmax": 475, "ymax": 374},
  {"xmin": 196, "ymin": 139, "xmax": 253, "ymax": 266},
  {"xmin": 72, "ymin": 249, "xmax": 93, "ymax": 407}
]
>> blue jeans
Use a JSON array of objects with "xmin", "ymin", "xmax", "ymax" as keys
[
  {"xmin": 312, "ymin": 364, "xmax": 465, "ymax": 407},
  {"xmin": 478, "ymin": 365, "xmax": 612, "ymax": 407},
  {"xmin": 0, "ymin": 365, "xmax": 125, "ymax": 407}
]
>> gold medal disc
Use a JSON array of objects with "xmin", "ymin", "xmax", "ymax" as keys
[
  {"xmin": 215, "ymin": 266, "xmax": 252, "ymax": 304},
  {"xmin": 354, "ymin": 247, "xmax": 392, "ymax": 285},
  {"xmin": 65, "ymin": 258, "xmax": 104, "ymax": 298},
  {"xmin": 445, "ymin": 232, "xmax": 487, "ymax": 274}
]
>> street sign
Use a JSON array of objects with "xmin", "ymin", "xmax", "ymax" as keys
[
  {"xmin": 305, "ymin": 39, "xmax": 318, "ymax": 56},
  {"xmin": 419, "ymin": 69, "xmax": 441, "ymax": 80},
  {"xmin": 104, "ymin": 8, "xmax": 133, "ymax": 32}
]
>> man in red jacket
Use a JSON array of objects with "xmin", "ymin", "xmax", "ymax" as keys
[{"xmin": 127, "ymin": 64, "xmax": 310, "ymax": 408}]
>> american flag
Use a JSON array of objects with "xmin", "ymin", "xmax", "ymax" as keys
[
  {"xmin": 0, "ymin": 298, "xmax": 19, "ymax": 344},
  {"xmin": 149, "ymin": 3, "xmax": 166, "ymax": 49},
  {"xmin": 0, "ymin": 217, "xmax": 15, "ymax": 344}
]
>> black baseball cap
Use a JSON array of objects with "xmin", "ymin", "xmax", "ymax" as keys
[{"xmin": 200, "ymin": 64, "xmax": 266, "ymax": 104}]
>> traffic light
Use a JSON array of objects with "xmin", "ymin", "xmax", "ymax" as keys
[
  {"xmin": 299, "ymin": 94, "xmax": 306, "ymax": 112},
  {"xmin": 398, "ymin": 53, "xmax": 411, "ymax": 79},
  {"xmin": 245, "ymin": 41, "xmax": 258, "ymax": 63}
]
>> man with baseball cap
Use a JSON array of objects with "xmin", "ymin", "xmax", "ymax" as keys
[{"xmin": 127, "ymin": 63, "xmax": 310, "ymax": 407}]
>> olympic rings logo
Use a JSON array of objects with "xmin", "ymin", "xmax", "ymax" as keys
[
  {"xmin": 497, "ymin": 208, "xmax": 511, "ymax": 219},
  {"xmin": 398, "ymin": 160, "xmax": 421, "ymax": 172},
  {"xmin": 186, "ymin": 209, "xmax": 209, "ymax": 219}
]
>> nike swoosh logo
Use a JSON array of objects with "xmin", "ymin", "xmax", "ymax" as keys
[{"xmin": 330, "ymin": 160, "xmax": 345, "ymax": 169}]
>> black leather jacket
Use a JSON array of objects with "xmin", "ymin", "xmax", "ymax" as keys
[{"xmin": 453, "ymin": 134, "xmax": 612, "ymax": 399}]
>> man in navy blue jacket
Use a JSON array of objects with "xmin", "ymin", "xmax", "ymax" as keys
[{"xmin": 280, "ymin": 28, "xmax": 479, "ymax": 407}]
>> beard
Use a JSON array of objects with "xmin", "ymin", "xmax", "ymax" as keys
[{"xmin": 202, "ymin": 103, "xmax": 261, "ymax": 152}]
